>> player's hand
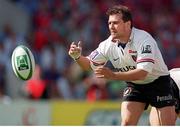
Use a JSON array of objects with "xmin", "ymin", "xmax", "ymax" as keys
[
  {"xmin": 94, "ymin": 66, "xmax": 115, "ymax": 79},
  {"xmin": 68, "ymin": 41, "xmax": 82, "ymax": 60}
]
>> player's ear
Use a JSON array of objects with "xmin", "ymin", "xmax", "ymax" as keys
[{"xmin": 125, "ymin": 21, "xmax": 131, "ymax": 29}]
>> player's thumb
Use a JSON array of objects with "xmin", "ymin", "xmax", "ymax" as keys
[{"xmin": 78, "ymin": 41, "xmax": 82, "ymax": 48}]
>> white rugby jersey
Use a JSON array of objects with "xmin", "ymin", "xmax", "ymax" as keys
[{"xmin": 88, "ymin": 27, "xmax": 169, "ymax": 84}]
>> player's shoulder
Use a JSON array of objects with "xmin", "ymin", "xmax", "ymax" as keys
[
  {"xmin": 132, "ymin": 27, "xmax": 156, "ymax": 45},
  {"xmin": 96, "ymin": 36, "xmax": 113, "ymax": 55},
  {"xmin": 98, "ymin": 36, "xmax": 112, "ymax": 48},
  {"xmin": 133, "ymin": 27, "xmax": 152, "ymax": 40}
]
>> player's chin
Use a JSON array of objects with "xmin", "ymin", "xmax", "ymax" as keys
[
  {"xmin": 111, "ymin": 35, "xmax": 119, "ymax": 41},
  {"xmin": 111, "ymin": 32, "xmax": 117, "ymax": 36}
]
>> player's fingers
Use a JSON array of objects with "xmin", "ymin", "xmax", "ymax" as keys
[
  {"xmin": 78, "ymin": 41, "xmax": 82, "ymax": 48},
  {"xmin": 70, "ymin": 42, "xmax": 76, "ymax": 47},
  {"xmin": 95, "ymin": 67, "xmax": 103, "ymax": 72},
  {"xmin": 69, "ymin": 46, "xmax": 77, "ymax": 52},
  {"xmin": 68, "ymin": 50, "xmax": 73, "ymax": 55},
  {"xmin": 94, "ymin": 69, "xmax": 102, "ymax": 75},
  {"xmin": 69, "ymin": 48, "xmax": 75, "ymax": 53},
  {"xmin": 95, "ymin": 74, "xmax": 104, "ymax": 78},
  {"xmin": 69, "ymin": 51, "xmax": 77, "ymax": 56},
  {"xmin": 71, "ymin": 44, "xmax": 78, "ymax": 49},
  {"xmin": 71, "ymin": 47, "xmax": 80, "ymax": 53},
  {"xmin": 71, "ymin": 42, "xmax": 75, "ymax": 45}
]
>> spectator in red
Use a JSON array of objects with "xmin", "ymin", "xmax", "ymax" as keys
[
  {"xmin": 86, "ymin": 74, "xmax": 108, "ymax": 102},
  {"xmin": 22, "ymin": 64, "xmax": 46, "ymax": 100}
]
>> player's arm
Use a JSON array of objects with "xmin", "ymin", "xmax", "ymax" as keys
[
  {"xmin": 75, "ymin": 56, "xmax": 91, "ymax": 71},
  {"xmin": 113, "ymin": 69, "xmax": 148, "ymax": 81},
  {"xmin": 95, "ymin": 67, "xmax": 148, "ymax": 81}
]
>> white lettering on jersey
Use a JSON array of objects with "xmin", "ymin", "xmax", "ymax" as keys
[{"xmin": 114, "ymin": 66, "xmax": 136, "ymax": 72}]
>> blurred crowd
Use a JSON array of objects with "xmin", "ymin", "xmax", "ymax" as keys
[{"xmin": 0, "ymin": 0, "xmax": 179, "ymax": 101}]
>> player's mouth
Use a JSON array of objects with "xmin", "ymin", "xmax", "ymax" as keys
[
  {"xmin": 111, "ymin": 32, "xmax": 117, "ymax": 36},
  {"xmin": 111, "ymin": 31, "xmax": 116, "ymax": 33}
]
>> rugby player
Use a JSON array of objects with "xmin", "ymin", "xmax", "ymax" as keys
[{"xmin": 68, "ymin": 5, "xmax": 178, "ymax": 125}]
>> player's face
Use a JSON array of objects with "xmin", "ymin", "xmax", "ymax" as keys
[{"xmin": 108, "ymin": 14, "xmax": 129, "ymax": 40}]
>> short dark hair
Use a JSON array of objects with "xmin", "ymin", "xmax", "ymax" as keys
[{"xmin": 106, "ymin": 5, "xmax": 133, "ymax": 28}]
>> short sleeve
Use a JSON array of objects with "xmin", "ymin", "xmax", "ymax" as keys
[
  {"xmin": 136, "ymin": 36, "xmax": 156, "ymax": 73},
  {"xmin": 87, "ymin": 49, "xmax": 107, "ymax": 70}
]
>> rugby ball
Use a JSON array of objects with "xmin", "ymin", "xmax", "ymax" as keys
[{"xmin": 11, "ymin": 45, "xmax": 35, "ymax": 80}]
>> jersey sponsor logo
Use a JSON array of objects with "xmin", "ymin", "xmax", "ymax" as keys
[
  {"xmin": 156, "ymin": 94, "xmax": 173, "ymax": 102},
  {"xmin": 129, "ymin": 50, "xmax": 137, "ymax": 54},
  {"xmin": 114, "ymin": 66, "xmax": 136, "ymax": 72},
  {"xmin": 113, "ymin": 57, "xmax": 119, "ymax": 61},
  {"xmin": 123, "ymin": 87, "xmax": 132, "ymax": 96},
  {"xmin": 141, "ymin": 45, "xmax": 152, "ymax": 54}
]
